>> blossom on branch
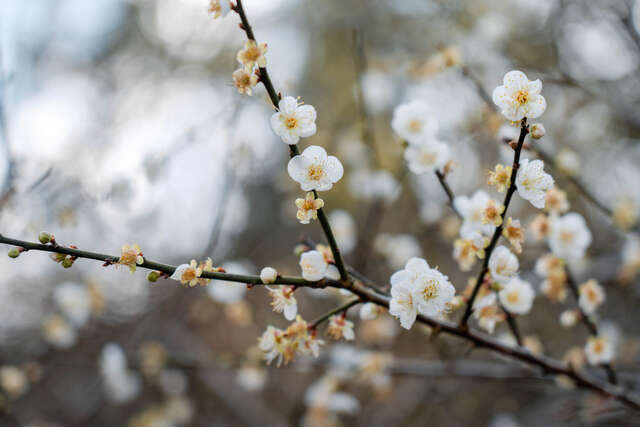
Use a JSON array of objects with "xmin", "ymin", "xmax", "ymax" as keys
[
  {"xmin": 488, "ymin": 245, "xmax": 519, "ymax": 284},
  {"xmin": 207, "ymin": 0, "xmax": 231, "ymax": 19},
  {"xmin": 299, "ymin": 250, "xmax": 328, "ymax": 281},
  {"xmin": 237, "ymin": 40, "xmax": 267, "ymax": 71},
  {"xmin": 585, "ymin": 336, "xmax": 614, "ymax": 365},
  {"xmin": 492, "ymin": 70, "xmax": 546, "ymax": 121},
  {"xmin": 295, "ymin": 192, "xmax": 324, "ymax": 224},
  {"xmin": 498, "ymin": 276, "xmax": 534, "ymax": 315},
  {"xmin": 288, "ymin": 146, "xmax": 344, "ymax": 191},
  {"xmin": 118, "ymin": 244, "xmax": 144, "ymax": 273},
  {"xmin": 548, "ymin": 213, "xmax": 592, "ymax": 260},
  {"xmin": 502, "ymin": 217, "xmax": 525, "ymax": 254},
  {"xmin": 232, "ymin": 68, "xmax": 258, "ymax": 96},
  {"xmin": 404, "ymin": 140, "xmax": 450, "ymax": 174},
  {"xmin": 268, "ymin": 286, "xmax": 298, "ymax": 320},
  {"xmin": 391, "ymin": 100, "xmax": 438, "ymax": 144},
  {"xmin": 271, "ymin": 96, "xmax": 317, "ymax": 144},
  {"xmin": 578, "ymin": 279, "xmax": 605, "ymax": 315},
  {"xmin": 454, "ymin": 190, "xmax": 497, "ymax": 236},
  {"xmin": 326, "ymin": 315, "xmax": 355, "ymax": 341},
  {"xmin": 389, "ymin": 258, "xmax": 456, "ymax": 329},
  {"xmin": 488, "ymin": 164, "xmax": 512, "ymax": 193},
  {"xmin": 515, "ymin": 159, "xmax": 554, "ymax": 209}
]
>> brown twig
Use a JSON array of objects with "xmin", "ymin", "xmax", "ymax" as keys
[{"xmin": 461, "ymin": 119, "xmax": 529, "ymax": 326}]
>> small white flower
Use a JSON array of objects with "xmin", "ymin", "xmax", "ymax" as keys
[
  {"xmin": 498, "ymin": 276, "xmax": 534, "ymax": 315},
  {"xmin": 260, "ymin": 267, "xmax": 278, "ymax": 284},
  {"xmin": 492, "ymin": 70, "xmax": 547, "ymax": 121},
  {"xmin": 560, "ymin": 310, "xmax": 579, "ymax": 328},
  {"xmin": 454, "ymin": 190, "xmax": 496, "ymax": 236},
  {"xmin": 488, "ymin": 246, "xmax": 519, "ymax": 284},
  {"xmin": 258, "ymin": 326, "xmax": 286, "ymax": 366},
  {"xmin": 515, "ymin": 159, "xmax": 554, "ymax": 209},
  {"xmin": 359, "ymin": 303, "xmax": 379, "ymax": 320},
  {"xmin": 556, "ymin": 148, "xmax": 580, "ymax": 176},
  {"xmin": 473, "ymin": 293, "xmax": 501, "ymax": 334},
  {"xmin": 270, "ymin": 96, "xmax": 317, "ymax": 145},
  {"xmin": 268, "ymin": 286, "xmax": 298, "ymax": 320},
  {"xmin": 404, "ymin": 140, "xmax": 450, "ymax": 174},
  {"xmin": 99, "ymin": 343, "xmax": 141, "ymax": 404},
  {"xmin": 548, "ymin": 213, "xmax": 592, "ymax": 260},
  {"xmin": 327, "ymin": 316, "xmax": 355, "ymax": 341},
  {"xmin": 349, "ymin": 169, "xmax": 401, "ymax": 202},
  {"xmin": 43, "ymin": 314, "xmax": 77, "ymax": 349},
  {"xmin": 578, "ymin": 279, "xmax": 605, "ymax": 315},
  {"xmin": 375, "ymin": 234, "xmax": 423, "ymax": 270},
  {"xmin": 391, "ymin": 100, "xmax": 439, "ymax": 144},
  {"xmin": 208, "ymin": 0, "xmax": 231, "ymax": 19},
  {"xmin": 389, "ymin": 280, "xmax": 417, "ymax": 330},
  {"xmin": 412, "ymin": 267, "xmax": 456, "ymax": 318},
  {"xmin": 300, "ymin": 250, "xmax": 328, "ymax": 281},
  {"xmin": 287, "ymin": 145, "xmax": 344, "ymax": 191},
  {"xmin": 585, "ymin": 336, "xmax": 614, "ymax": 365}
]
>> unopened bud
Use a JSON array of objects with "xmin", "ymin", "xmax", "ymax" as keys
[
  {"xmin": 293, "ymin": 244, "xmax": 308, "ymax": 257},
  {"xmin": 51, "ymin": 253, "xmax": 67, "ymax": 263},
  {"xmin": 61, "ymin": 258, "xmax": 74, "ymax": 268},
  {"xmin": 530, "ymin": 123, "xmax": 546, "ymax": 139},
  {"xmin": 147, "ymin": 271, "xmax": 161, "ymax": 282},
  {"xmin": 8, "ymin": 249, "xmax": 20, "ymax": 258},
  {"xmin": 260, "ymin": 267, "xmax": 278, "ymax": 284},
  {"xmin": 38, "ymin": 231, "xmax": 52, "ymax": 244}
]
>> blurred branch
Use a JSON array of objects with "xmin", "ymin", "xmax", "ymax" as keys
[
  {"xmin": 435, "ymin": 169, "xmax": 462, "ymax": 219},
  {"xmin": 565, "ymin": 268, "xmax": 618, "ymax": 385},
  {"xmin": 309, "ymin": 298, "xmax": 361, "ymax": 329},
  {"xmin": 461, "ymin": 119, "xmax": 529, "ymax": 326}
]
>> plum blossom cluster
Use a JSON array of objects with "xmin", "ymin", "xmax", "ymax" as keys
[
  {"xmin": 389, "ymin": 258, "xmax": 456, "ymax": 329},
  {"xmin": 258, "ymin": 316, "xmax": 323, "ymax": 366},
  {"xmin": 391, "ymin": 101, "xmax": 451, "ymax": 175}
]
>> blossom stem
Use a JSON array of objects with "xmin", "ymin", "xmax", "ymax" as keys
[
  {"xmin": 461, "ymin": 119, "xmax": 529, "ymax": 327},
  {"xmin": 234, "ymin": 0, "xmax": 348, "ymax": 281},
  {"xmin": 0, "ymin": 232, "xmax": 637, "ymax": 408},
  {"xmin": 309, "ymin": 298, "xmax": 361, "ymax": 329},
  {"xmin": 435, "ymin": 169, "xmax": 462, "ymax": 219},
  {"xmin": 565, "ymin": 268, "xmax": 618, "ymax": 385}
]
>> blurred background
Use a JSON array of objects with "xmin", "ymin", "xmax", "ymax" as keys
[{"xmin": 1, "ymin": 0, "xmax": 640, "ymax": 425}]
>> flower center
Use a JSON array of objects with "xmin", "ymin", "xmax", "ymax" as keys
[
  {"xmin": 307, "ymin": 165, "xmax": 324, "ymax": 181},
  {"xmin": 515, "ymin": 90, "xmax": 529, "ymax": 105},
  {"xmin": 506, "ymin": 291, "xmax": 519, "ymax": 304},
  {"xmin": 593, "ymin": 340, "xmax": 604, "ymax": 354},
  {"xmin": 285, "ymin": 117, "xmax": 298, "ymax": 129},
  {"xmin": 560, "ymin": 230, "xmax": 574, "ymax": 244},
  {"xmin": 246, "ymin": 46, "xmax": 261, "ymax": 61},
  {"xmin": 422, "ymin": 280, "xmax": 439, "ymax": 300},
  {"xmin": 420, "ymin": 152, "xmax": 436, "ymax": 165},
  {"xmin": 408, "ymin": 119, "xmax": 423, "ymax": 132},
  {"xmin": 182, "ymin": 268, "xmax": 196, "ymax": 282},
  {"xmin": 302, "ymin": 199, "xmax": 316, "ymax": 211}
]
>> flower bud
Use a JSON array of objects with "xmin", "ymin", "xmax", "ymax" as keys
[
  {"xmin": 8, "ymin": 249, "xmax": 20, "ymax": 258},
  {"xmin": 61, "ymin": 258, "xmax": 74, "ymax": 268},
  {"xmin": 260, "ymin": 267, "xmax": 278, "ymax": 284},
  {"xmin": 147, "ymin": 271, "xmax": 161, "ymax": 282},
  {"xmin": 38, "ymin": 232, "xmax": 52, "ymax": 244},
  {"xmin": 530, "ymin": 123, "xmax": 545, "ymax": 139},
  {"xmin": 293, "ymin": 244, "xmax": 308, "ymax": 258}
]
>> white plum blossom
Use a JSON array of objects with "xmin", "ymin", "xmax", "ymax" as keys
[
  {"xmin": 515, "ymin": 159, "xmax": 554, "ymax": 209},
  {"xmin": 391, "ymin": 100, "xmax": 438, "ymax": 144},
  {"xmin": 208, "ymin": 0, "xmax": 231, "ymax": 19},
  {"xmin": 454, "ymin": 190, "xmax": 496, "ymax": 236},
  {"xmin": 492, "ymin": 70, "xmax": 547, "ymax": 121},
  {"xmin": 207, "ymin": 261, "xmax": 249, "ymax": 303},
  {"xmin": 327, "ymin": 316, "xmax": 355, "ymax": 341},
  {"xmin": 560, "ymin": 310, "xmax": 579, "ymax": 328},
  {"xmin": 389, "ymin": 258, "xmax": 456, "ymax": 329},
  {"xmin": 548, "ymin": 213, "xmax": 592, "ymax": 260},
  {"xmin": 260, "ymin": 267, "xmax": 278, "ymax": 284},
  {"xmin": 578, "ymin": 279, "xmax": 605, "ymax": 315},
  {"xmin": 348, "ymin": 169, "xmax": 400, "ymax": 202},
  {"xmin": 473, "ymin": 293, "xmax": 501, "ymax": 334},
  {"xmin": 53, "ymin": 281, "xmax": 91, "ymax": 327},
  {"xmin": 498, "ymin": 277, "xmax": 534, "ymax": 315},
  {"xmin": 268, "ymin": 286, "xmax": 298, "ymax": 320},
  {"xmin": 585, "ymin": 336, "xmax": 614, "ymax": 365},
  {"xmin": 299, "ymin": 250, "xmax": 328, "ymax": 281},
  {"xmin": 270, "ymin": 96, "xmax": 317, "ymax": 144},
  {"xmin": 404, "ymin": 141, "xmax": 451, "ymax": 174},
  {"xmin": 43, "ymin": 314, "xmax": 77, "ymax": 349},
  {"xmin": 389, "ymin": 279, "xmax": 417, "ymax": 330},
  {"xmin": 287, "ymin": 145, "xmax": 344, "ymax": 191},
  {"xmin": 374, "ymin": 233, "xmax": 423, "ymax": 270},
  {"xmin": 489, "ymin": 246, "xmax": 519, "ymax": 284}
]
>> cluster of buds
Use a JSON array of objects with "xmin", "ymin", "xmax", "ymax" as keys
[
  {"xmin": 232, "ymin": 38, "xmax": 267, "ymax": 95},
  {"xmin": 258, "ymin": 316, "xmax": 323, "ymax": 366}
]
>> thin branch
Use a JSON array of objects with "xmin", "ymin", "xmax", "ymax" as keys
[
  {"xmin": 435, "ymin": 169, "xmax": 462, "ymax": 219},
  {"xmin": 1, "ymin": 232, "xmax": 639, "ymax": 409},
  {"xmin": 461, "ymin": 119, "xmax": 529, "ymax": 326},
  {"xmin": 565, "ymin": 268, "xmax": 618, "ymax": 385},
  {"xmin": 233, "ymin": 0, "xmax": 349, "ymax": 281},
  {"xmin": 0, "ymin": 233, "xmax": 335, "ymax": 289},
  {"xmin": 309, "ymin": 298, "xmax": 361, "ymax": 329}
]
